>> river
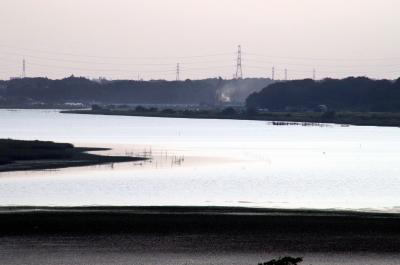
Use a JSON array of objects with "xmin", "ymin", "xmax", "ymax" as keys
[{"xmin": 0, "ymin": 109, "xmax": 399, "ymax": 212}]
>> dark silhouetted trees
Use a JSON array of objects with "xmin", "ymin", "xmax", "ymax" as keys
[
  {"xmin": 246, "ymin": 77, "xmax": 400, "ymax": 112},
  {"xmin": 0, "ymin": 77, "xmax": 273, "ymax": 106},
  {"xmin": 221, "ymin": 107, "xmax": 237, "ymax": 115}
]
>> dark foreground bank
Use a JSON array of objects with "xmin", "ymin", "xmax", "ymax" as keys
[
  {"xmin": 1, "ymin": 206, "xmax": 399, "ymax": 253},
  {"xmin": 0, "ymin": 139, "xmax": 145, "ymax": 172},
  {"xmin": 63, "ymin": 109, "xmax": 400, "ymax": 127}
]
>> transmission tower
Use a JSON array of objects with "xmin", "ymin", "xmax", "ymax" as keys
[
  {"xmin": 284, "ymin": 68, "xmax": 288, "ymax": 81},
  {"xmin": 235, "ymin": 45, "xmax": 243, "ymax": 79},
  {"xmin": 313, "ymin": 69, "xmax": 316, "ymax": 80},
  {"xmin": 22, "ymin": 59, "xmax": 26, "ymax": 78},
  {"xmin": 176, "ymin": 63, "xmax": 180, "ymax": 81},
  {"xmin": 272, "ymin": 66, "xmax": 275, "ymax": 80}
]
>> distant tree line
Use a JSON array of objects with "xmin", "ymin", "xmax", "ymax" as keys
[
  {"xmin": 246, "ymin": 77, "xmax": 400, "ymax": 112},
  {"xmin": 0, "ymin": 76, "xmax": 272, "ymax": 106},
  {"xmin": 0, "ymin": 76, "xmax": 216, "ymax": 105}
]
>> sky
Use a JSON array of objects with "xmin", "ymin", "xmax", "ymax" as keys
[{"xmin": 0, "ymin": 0, "xmax": 399, "ymax": 80}]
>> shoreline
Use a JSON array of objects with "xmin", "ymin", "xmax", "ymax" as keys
[
  {"xmin": 62, "ymin": 109, "xmax": 400, "ymax": 128},
  {"xmin": 2, "ymin": 205, "xmax": 399, "ymax": 216}
]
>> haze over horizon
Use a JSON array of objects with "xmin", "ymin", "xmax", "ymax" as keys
[{"xmin": 1, "ymin": 0, "xmax": 399, "ymax": 81}]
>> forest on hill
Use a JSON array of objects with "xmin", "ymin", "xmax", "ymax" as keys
[
  {"xmin": 0, "ymin": 76, "xmax": 272, "ymax": 107},
  {"xmin": 246, "ymin": 77, "xmax": 400, "ymax": 112}
]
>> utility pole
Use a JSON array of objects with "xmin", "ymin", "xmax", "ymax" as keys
[
  {"xmin": 22, "ymin": 59, "xmax": 26, "ymax": 78},
  {"xmin": 235, "ymin": 45, "xmax": 243, "ymax": 79},
  {"xmin": 176, "ymin": 63, "xmax": 180, "ymax": 81}
]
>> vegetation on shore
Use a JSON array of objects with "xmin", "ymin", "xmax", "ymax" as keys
[
  {"xmin": 0, "ymin": 139, "xmax": 145, "ymax": 172},
  {"xmin": 63, "ymin": 106, "xmax": 400, "ymax": 127}
]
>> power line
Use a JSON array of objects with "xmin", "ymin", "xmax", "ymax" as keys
[
  {"xmin": 3, "ymin": 43, "xmax": 400, "ymax": 63},
  {"xmin": 24, "ymin": 61, "xmax": 232, "ymax": 76},
  {"xmin": 4, "ymin": 48, "xmax": 400, "ymax": 71},
  {"xmin": 245, "ymin": 65, "xmax": 400, "ymax": 75},
  {"xmin": 243, "ymin": 57, "xmax": 400, "ymax": 69},
  {"xmin": 4, "ymin": 43, "xmax": 400, "ymax": 63},
  {"xmin": 243, "ymin": 52, "xmax": 400, "ymax": 62},
  {"xmin": 28, "ymin": 62, "xmax": 176, "ymax": 74},
  {"xmin": 4, "ymin": 49, "xmax": 400, "ymax": 74},
  {"xmin": 0, "ymin": 51, "xmax": 237, "ymax": 67},
  {"xmin": 0, "ymin": 44, "xmax": 234, "ymax": 61},
  {"xmin": 25, "ymin": 61, "xmax": 396, "ymax": 78},
  {"xmin": 0, "ymin": 44, "xmax": 399, "ymax": 80}
]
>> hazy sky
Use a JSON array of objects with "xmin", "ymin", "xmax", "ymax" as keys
[{"xmin": 1, "ymin": 0, "xmax": 399, "ymax": 80}]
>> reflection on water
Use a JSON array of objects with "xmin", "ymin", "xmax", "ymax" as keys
[{"xmin": 0, "ymin": 109, "xmax": 399, "ymax": 212}]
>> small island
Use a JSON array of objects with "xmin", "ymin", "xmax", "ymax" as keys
[{"xmin": 0, "ymin": 139, "xmax": 146, "ymax": 172}]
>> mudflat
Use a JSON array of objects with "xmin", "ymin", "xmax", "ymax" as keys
[
  {"xmin": 0, "ymin": 206, "xmax": 399, "ymax": 253},
  {"xmin": 0, "ymin": 139, "xmax": 145, "ymax": 172}
]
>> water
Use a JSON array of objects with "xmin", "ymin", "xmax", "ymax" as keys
[{"xmin": 0, "ymin": 109, "xmax": 399, "ymax": 212}]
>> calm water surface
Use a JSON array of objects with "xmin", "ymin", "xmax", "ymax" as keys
[{"xmin": 0, "ymin": 109, "xmax": 399, "ymax": 212}]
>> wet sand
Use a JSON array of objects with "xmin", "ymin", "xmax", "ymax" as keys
[{"xmin": 0, "ymin": 206, "xmax": 399, "ymax": 265}]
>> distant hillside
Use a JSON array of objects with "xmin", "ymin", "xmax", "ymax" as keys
[
  {"xmin": 246, "ymin": 77, "xmax": 400, "ymax": 112},
  {"xmin": 0, "ymin": 76, "xmax": 273, "ymax": 107}
]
